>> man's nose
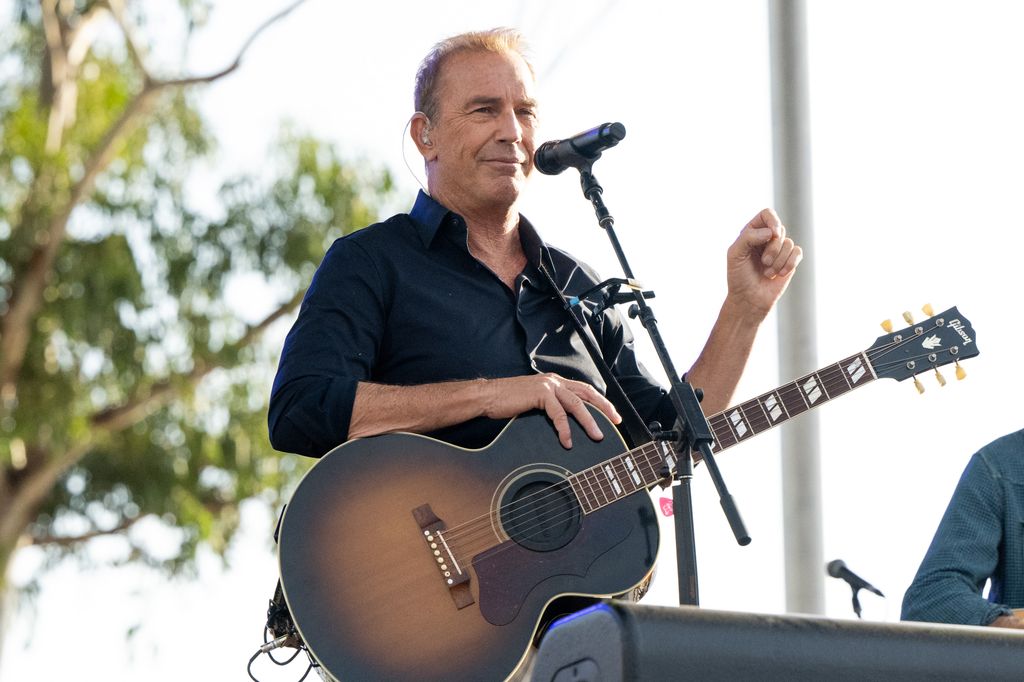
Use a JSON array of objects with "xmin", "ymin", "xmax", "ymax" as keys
[{"xmin": 495, "ymin": 108, "xmax": 523, "ymax": 144}]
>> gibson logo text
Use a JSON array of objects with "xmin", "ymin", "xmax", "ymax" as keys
[{"xmin": 949, "ymin": 319, "xmax": 973, "ymax": 346}]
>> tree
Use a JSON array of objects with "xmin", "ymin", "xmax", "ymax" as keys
[{"xmin": 0, "ymin": 0, "xmax": 394, "ymax": 656}]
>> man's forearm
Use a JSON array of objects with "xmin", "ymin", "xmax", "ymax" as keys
[
  {"xmin": 348, "ymin": 379, "xmax": 491, "ymax": 440},
  {"xmin": 347, "ymin": 373, "xmax": 622, "ymax": 449},
  {"xmin": 685, "ymin": 297, "xmax": 766, "ymax": 414}
]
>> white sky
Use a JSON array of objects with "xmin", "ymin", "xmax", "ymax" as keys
[{"xmin": 4, "ymin": 1, "xmax": 1024, "ymax": 680}]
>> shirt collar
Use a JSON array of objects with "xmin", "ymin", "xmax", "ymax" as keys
[
  {"xmin": 408, "ymin": 190, "xmax": 547, "ymax": 268},
  {"xmin": 408, "ymin": 190, "xmax": 451, "ymax": 248}
]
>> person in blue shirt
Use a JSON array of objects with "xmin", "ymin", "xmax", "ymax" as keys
[{"xmin": 901, "ymin": 429, "xmax": 1024, "ymax": 628}]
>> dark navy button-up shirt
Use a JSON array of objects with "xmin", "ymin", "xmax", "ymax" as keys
[
  {"xmin": 269, "ymin": 191, "xmax": 674, "ymax": 457},
  {"xmin": 901, "ymin": 429, "xmax": 1024, "ymax": 625}
]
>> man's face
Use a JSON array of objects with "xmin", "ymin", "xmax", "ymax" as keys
[{"xmin": 426, "ymin": 49, "xmax": 538, "ymax": 214}]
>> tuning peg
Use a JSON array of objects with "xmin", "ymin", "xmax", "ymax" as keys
[
  {"xmin": 881, "ymin": 319, "xmax": 894, "ymax": 333},
  {"xmin": 922, "ymin": 303, "xmax": 934, "ymax": 317},
  {"xmin": 934, "ymin": 367, "xmax": 946, "ymax": 387},
  {"xmin": 955, "ymin": 359, "xmax": 966, "ymax": 381},
  {"xmin": 914, "ymin": 376, "xmax": 925, "ymax": 394},
  {"xmin": 903, "ymin": 311, "xmax": 914, "ymax": 325}
]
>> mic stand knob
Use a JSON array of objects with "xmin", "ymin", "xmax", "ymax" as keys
[{"xmin": 647, "ymin": 421, "xmax": 683, "ymax": 448}]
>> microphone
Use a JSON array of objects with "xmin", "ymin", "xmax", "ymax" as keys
[
  {"xmin": 827, "ymin": 559, "xmax": 884, "ymax": 597},
  {"xmin": 534, "ymin": 122, "xmax": 626, "ymax": 175}
]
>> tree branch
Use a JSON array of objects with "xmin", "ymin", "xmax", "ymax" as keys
[
  {"xmin": 101, "ymin": 0, "xmax": 151, "ymax": 82},
  {"xmin": 90, "ymin": 288, "xmax": 306, "ymax": 433},
  {"xmin": 152, "ymin": 0, "xmax": 308, "ymax": 89},
  {"xmin": 0, "ymin": 441, "xmax": 91, "ymax": 550},
  {"xmin": 0, "ymin": 0, "xmax": 309, "ymax": 407},
  {"xmin": 0, "ymin": 289, "xmax": 304, "ymax": 549},
  {"xmin": 65, "ymin": 3, "xmax": 110, "ymax": 71},
  {"xmin": 0, "ymin": 87, "xmax": 161, "ymax": 404},
  {"xmin": 1, "ymin": 1, "xmax": 311, "ymax": 561},
  {"xmin": 40, "ymin": 0, "xmax": 69, "ymax": 153},
  {"xmin": 29, "ymin": 514, "xmax": 142, "ymax": 548}
]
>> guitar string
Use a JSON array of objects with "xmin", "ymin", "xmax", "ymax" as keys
[
  {"xmin": 709, "ymin": 357, "xmax": 860, "ymax": 449},
  {"xmin": 707, "ymin": 328, "xmax": 958, "ymax": 451},
  {"xmin": 446, "ymin": 368, "xmax": 923, "ymax": 560},
  {"xmin": 444, "ymin": 356, "xmax": 843, "ymax": 552},
  {"xmin": 441, "ymin": 444, "xmax": 666, "ymax": 558},
  {"xmin": 441, "ymin": 440, "xmax": 668, "ymax": 551},
  {"xmin": 449, "ymin": 357, "xmax": 864, "ymax": 554},
  {"xmin": 439, "ymin": 441, "xmax": 663, "ymax": 551},
  {"xmin": 438, "ymin": 326, "xmax": 960, "ymax": 560},
  {"xmin": 441, "ymin": 334, "xmax": 935, "ymax": 557},
  {"xmin": 443, "ymin": 341, "xmax": 915, "ymax": 557},
  {"xmin": 441, "ymin": 440, "xmax": 669, "ymax": 545}
]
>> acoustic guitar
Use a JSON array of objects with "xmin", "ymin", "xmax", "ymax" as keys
[{"xmin": 278, "ymin": 306, "xmax": 978, "ymax": 681}]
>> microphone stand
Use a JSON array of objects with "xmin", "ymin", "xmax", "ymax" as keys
[{"xmin": 572, "ymin": 164, "xmax": 751, "ymax": 606}]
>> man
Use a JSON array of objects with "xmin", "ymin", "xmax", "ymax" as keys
[
  {"xmin": 901, "ymin": 429, "xmax": 1024, "ymax": 628},
  {"xmin": 269, "ymin": 28, "xmax": 801, "ymax": 461}
]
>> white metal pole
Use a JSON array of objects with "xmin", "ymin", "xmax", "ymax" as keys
[{"xmin": 768, "ymin": 0, "xmax": 824, "ymax": 615}]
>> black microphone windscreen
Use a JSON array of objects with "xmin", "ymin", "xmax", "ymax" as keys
[
  {"xmin": 826, "ymin": 559, "xmax": 846, "ymax": 578},
  {"xmin": 533, "ymin": 122, "xmax": 627, "ymax": 175}
]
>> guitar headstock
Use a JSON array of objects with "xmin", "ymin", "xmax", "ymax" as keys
[{"xmin": 867, "ymin": 306, "xmax": 978, "ymax": 385}]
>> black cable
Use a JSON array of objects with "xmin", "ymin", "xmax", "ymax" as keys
[
  {"xmin": 247, "ymin": 650, "xmax": 262, "ymax": 682},
  {"xmin": 270, "ymin": 647, "xmax": 303, "ymax": 666},
  {"xmin": 264, "ymin": 625, "xmax": 302, "ymax": 665},
  {"xmin": 247, "ymin": 648, "xmax": 314, "ymax": 682},
  {"xmin": 247, "ymin": 624, "xmax": 313, "ymax": 682}
]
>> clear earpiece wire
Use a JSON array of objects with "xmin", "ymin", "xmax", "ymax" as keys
[{"xmin": 402, "ymin": 114, "xmax": 430, "ymax": 195}]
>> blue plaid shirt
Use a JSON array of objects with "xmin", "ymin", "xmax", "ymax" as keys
[{"xmin": 901, "ymin": 429, "xmax": 1024, "ymax": 625}]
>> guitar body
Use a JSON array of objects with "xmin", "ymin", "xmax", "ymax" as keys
[{"xmin": 278, "ymin": 408, "xmax": 660, "ymax": 682}]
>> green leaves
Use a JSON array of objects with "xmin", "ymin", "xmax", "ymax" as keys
[{"xmin": 1, "ymin": 1, "xmax": 393, "ymax": 584}]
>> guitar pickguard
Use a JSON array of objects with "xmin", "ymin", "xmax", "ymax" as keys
[{"xmin": 473, "ymin": 504, "xmax": 635, "ymax": 626}]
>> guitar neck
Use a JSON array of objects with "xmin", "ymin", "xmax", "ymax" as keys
[
  {"xmin": 568, "ymin": 439, "xmax": 676, "ymax": 514},
  {"xmin": 567, "ymin": 351, "xmax": 879, "ymax": 515},
  {"xmin": 705, "ymin": 351, "xmax": 877, "ymax": 455}
]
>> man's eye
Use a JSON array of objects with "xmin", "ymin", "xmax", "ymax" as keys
[{"xmin": 473, "ymin": 107, "xmax": 493, "ymax": 114}]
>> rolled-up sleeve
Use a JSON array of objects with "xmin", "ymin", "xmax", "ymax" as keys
[{"xmin": 269, "ymin": 237, "xmax": 387, "ymax": 457}]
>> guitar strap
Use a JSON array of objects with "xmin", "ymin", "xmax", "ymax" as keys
[{"xmin": 537, "ymin": 260, "xmax": 654, "ymax": 449}]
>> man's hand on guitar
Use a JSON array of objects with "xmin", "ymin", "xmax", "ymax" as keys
[{"xmin": 480, "ymin": 373, "xmax": 622, "ymax": 449}]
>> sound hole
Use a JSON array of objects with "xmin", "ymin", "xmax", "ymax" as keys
[{"xmin": 499, "ymin": 471, "xmax": 581, "ymax": 552}]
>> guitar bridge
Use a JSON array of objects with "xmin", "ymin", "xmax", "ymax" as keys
[{"xmin": 412, "ymin": 504, "xmax": 474, "ymax": 610}]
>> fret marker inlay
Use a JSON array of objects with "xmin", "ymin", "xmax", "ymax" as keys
[
  {"xmin": 604, "ymin": 465, "xmax": 623, "ymax": 496},
  {"xmin": 729, "ymin": 409, "xmax": 748, "ymax": 437},
  {"xmin": 847, "ymin": 357, "xmax": 866, "ymax": 384},
  {"xmin": 624, "ymin": 456, "xmax": 642, "ymax": 486},
  {"xmin": 764, "ymin": 394, "xmax": 784, "ymax": 421},
  {"xmin": 802, "ymin": 376, "xmax": 823, "ymax": 403}
]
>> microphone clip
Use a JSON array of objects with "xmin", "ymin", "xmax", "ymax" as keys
[{"xmin": 567, "ymin": 277, "xmax": 655, "ymax": 322}]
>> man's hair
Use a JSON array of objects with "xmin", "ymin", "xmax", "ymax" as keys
[{"xmin": 414, "ymin": 28, "xmax": 535, "ymax": 122}]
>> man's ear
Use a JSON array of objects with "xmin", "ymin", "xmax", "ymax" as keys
[{"xmin": 410, "ymin": 112, "xmax": 437, "ymax": 161}]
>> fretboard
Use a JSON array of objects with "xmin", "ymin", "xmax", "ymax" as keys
[
  {"xmin": 567, "ymin": 440, "xmax": 677, "ymax": 514},
  {"xmin": 566, "ymin": 351, "xmax": 877, "ymax": 514},
  {"xmin": 705, "ymin": 351, "xmax": 876, "ymax": 454}
]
